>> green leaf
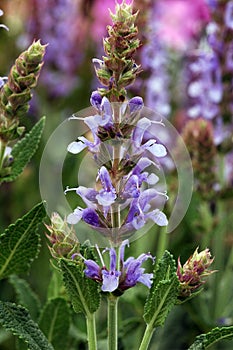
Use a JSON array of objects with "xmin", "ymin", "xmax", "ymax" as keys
[
  {"xmin": 60, "ymin": 259, "xmax": 100, "ymax": 316},
  {"xmin": 38, "ymin": 298, "xmax": 70, "ymax": 350},
  {"xmin": 9, "ymin": 275, "xmax": 41, "ymax": 321},
  {"xmin": 188, "ymin": 326, "xmax": 233, "ymax": 350},
  {"xmin": 0, "ymin": 301, "xmax": 54, "ymax": 350},
  {"xmin": 143, "ymin": 250, "xmax": 179, "ymax": 328},
  {"xmin": 1, "ymin": 116, "xmax": 45, "ymax": 183},
  {"xmin": 0, "ymin": 202, "xmax": 46, "ymax": 279},
  {"xmin": 47, "ymin": 268, "xmax": 65, "ymax": 300}
]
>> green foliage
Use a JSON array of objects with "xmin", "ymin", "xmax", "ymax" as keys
[
  {"xmin": 9, "ymin": 275, "xmax": 41, "ymax": 321},
  {"xmin": 0, "ymin": 301, "xmax": 54, "ymax": 350},
  {"xmin": 0, "ymin": 202, "xmax": 46, "ymax": 279},
  {"xmin": 38, "ymin": 298, "xmax": 70, "ymax": 350},
  {"xmin": 59, "ymin": 259, "xmax": 100, "ymax": 316},
  {"xmin": 47, "ymin": 269, "xmax": 65, "ymax": 300},
  {"xmin": 0, "ymin": 117, "xmax": 46, "ymax": 183},
  {"xmin": 188, "ymin": 326, "xmax": 233, "ymax": 350},
  {"xmin": 143, "ymin": 250, "xmax": 179, "ymax": 327}
]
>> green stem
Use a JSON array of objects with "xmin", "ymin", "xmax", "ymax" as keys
[
  {"xmin": 0, "ymin": 139, "xmax": 6, "ymax": 173},
  {"xmin": 108, "ymin": 294, "xmax": 118, "ymax": 350},
  {"xmin": 211, "ymin": 200, "xmax": 225, "ymax": 321},
  {"xmin": 138, "ymin": 323, "xmax": 155, "ymax": 350},
  {"xmin": 86, "ymin": 313, "xmax": 98, "ymax": 350}
]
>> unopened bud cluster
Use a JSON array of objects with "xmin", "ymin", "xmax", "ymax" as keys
[
  {"xmin": 181, "ymin": 118, "xmax": 217, "ymax": 200},
  {"xmin": 177, "ymin": 247, "xmax": 215, "ymax": 298},
  {"xmin": 45, "ymin": 213, "xmax": 80, "ymax": 259},
  {"xmin": 0, "ymin": 40, "xmax": 46, "ymax": 142},
  {"xmin": 93, "ymin": 1, "xmax": 141, "ymax": 102}
]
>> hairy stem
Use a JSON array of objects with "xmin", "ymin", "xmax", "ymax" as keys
[
  {"xmin": 108, "ymin": 294, "xmax": 118, "ymax": 350},
  {"xmin": 138, "ymin": 323, "xmax": 155, "ymax": 350},
  {"xmin": 86, "ymin": 313, "xmax": 97, "ymax": 350}
]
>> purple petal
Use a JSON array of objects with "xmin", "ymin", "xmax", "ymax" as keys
[
  {"xmin": 96, "ymin": 191, "xmax": 116, "ymax": 206},
  {"xmin": 82, "ymin": 208, "xmax": 100, "ymax": 227},
  {"xmin": 137, "ymin": 273, "xmax": 153, "ymax": 288},
  {"xmin": 102, "ymin": 270, "xmax": 120, "ymax": 292},
  {"xmin": 147, "ymin": 173, "xmax": 159, "ymax": 185},
  {"xmin": 101, "ymin": 96, "xmax": 112, "ymax": 116},
  {"xmin": 109, "ymin": 248, "xmax": 117, "ymax": 271},
  {"xmin": 149, "ymin": 209, "xmax": 168, "ymax": 226},
  {"xmin": 143, "ymin": 140, "xmax": 167, "ymax": 157},
  {"xmin": 84, "ymin": 260, "xmax": 101, "ymax": 280},
  {"xmin": 90, "ymin": 91, "xmax": 102, "ymax": 109},
  {"xmin": 76, "ymin": 186, "xmax": 98, "ymax": 208},
  {"xmin": 67, "ymin": 141, "xmax": 87, "ymax": 154},
  {"xmin": 119, "ymin": 240, "xmax": 129, "ymax": 266},
  {"xmin": 98, "ymin": 167, "xmax": 115, "ymax": 192},
  {"xmin": 128, "ymin": 96, "xmax": 144, "ymax": 113},
  {"xmin": 132, "ymin": 118, "xmax": 151, "ymax": 148},
  {"xmin": 67, "ymin": 208, "xmax": 83, "ymax": 224}
]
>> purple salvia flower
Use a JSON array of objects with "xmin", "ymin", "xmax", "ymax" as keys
[
  {"xmin": 132, "ymin": 118, "xmax": 167, "ymax": 157},
  {"xmin": 102, "ymin": 248, "xmax": 121, "ymax": 292},
  {"xmin": 125, "ymin": 189, "xmax": 168, "ymax": 229},
  {"xmin": 67, "ymin": 207, "xmax": 100, "ymax": 227},
  {"xmin": 67, "ymin": 134, "xmax": 100, "ymax": 154},
  {"xmin": 96, "ymin": 166, "xmax": 116, "ymax": 206},
  {"xmin": 81, "ymin": 239, "xmax": 154, "ymax": 293}
]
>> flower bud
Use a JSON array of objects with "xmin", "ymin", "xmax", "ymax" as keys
[
  {"xmin": 0, "ymin": 40, "xmax": 46, "ymax": 142},
  {"xmin": 177, "ymin": 247, "xmax": 215, "ymax": 298},
  {"xmin": 45, "ymin": 213, "xmax": 80, "ymax": 259},
  {"xmin": 181, "ymin": 118, "xmax": 217, "ymax": 200}
]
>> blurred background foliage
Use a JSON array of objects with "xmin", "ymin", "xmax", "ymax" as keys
[{"xmin": 0, "ymin": 0, "xmax": 233, "ymax": 349}]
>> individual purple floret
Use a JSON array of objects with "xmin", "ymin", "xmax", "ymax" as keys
[{"xmin": 79, "ymin": 239, "xmax": 154, "ymax": 293}]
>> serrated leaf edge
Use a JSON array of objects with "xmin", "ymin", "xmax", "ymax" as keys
[
  {"xmin": 0, "ymin": 202, "xmax": 46, "ymax": 278},
  {"xmin": 188, "ymin": 326, "xmax": 233, "ymax": 350},
  {"xmin": 60, "ymin": 260, "xmax": 92, "ymax": 318}
]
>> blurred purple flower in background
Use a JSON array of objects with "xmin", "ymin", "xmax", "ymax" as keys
[
  {"xmin": 153, "ymin": 0, "xmax": 210, "ymax": 51},
  {"xmin": 21, "ymin": 0, "xmax": 85, "ymax": 97}
]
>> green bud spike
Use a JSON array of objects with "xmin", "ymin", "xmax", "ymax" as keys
[
  {"xmin": 0, "ymin": 40, "xmax": 46, "ymax": 142},
  {"xmin": 93, "ymin": 1, "xmax": 141, "ymax": 102}
]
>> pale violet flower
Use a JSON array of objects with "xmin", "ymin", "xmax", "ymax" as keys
[{"xmin": 78, "ymin": 239, "xmax": 155, "ymax": 293}]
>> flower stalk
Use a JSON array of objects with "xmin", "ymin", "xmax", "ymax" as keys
[
  {"xmin": 108, "ymin": 294, "xmax": 119, "ymax": 350},
  {"xmin": 86, "ymin": 313, "xmax": 98, "ymax": 350}
]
